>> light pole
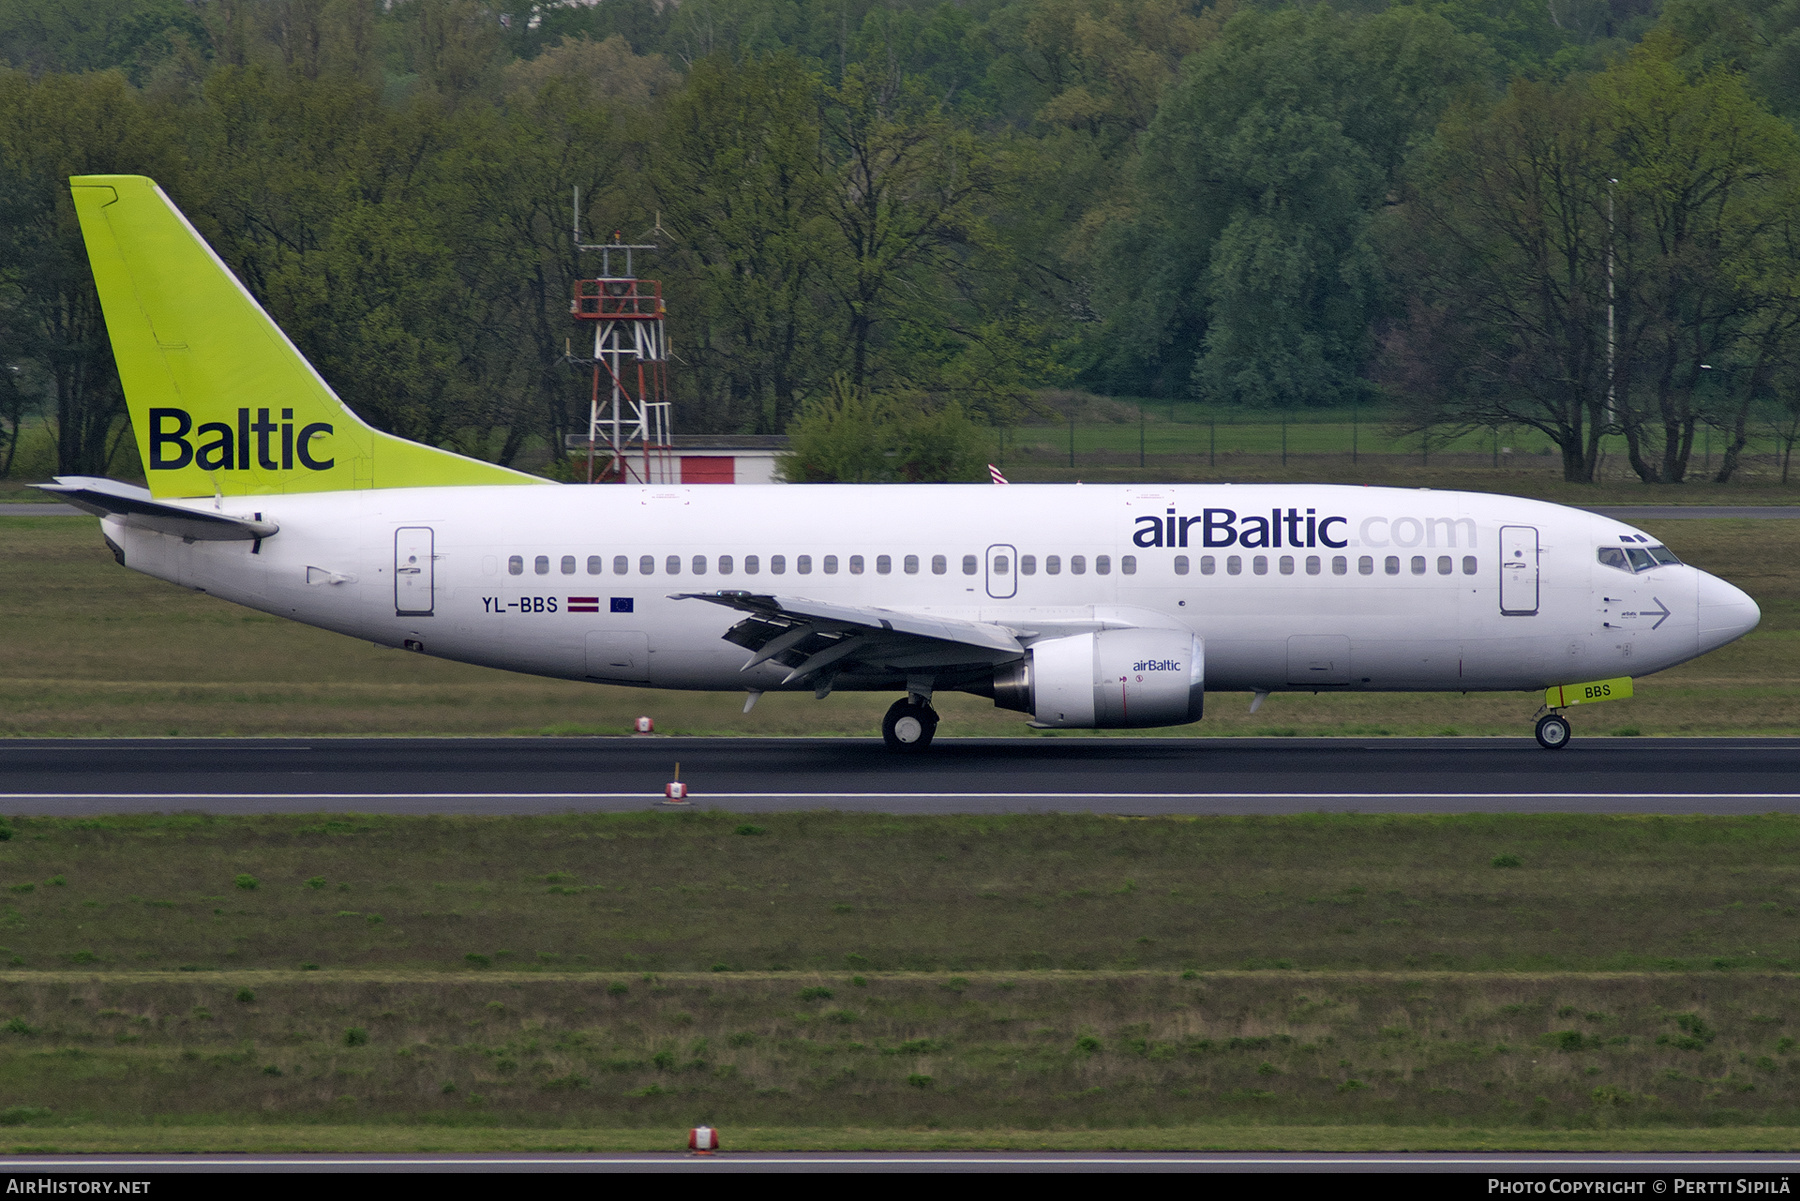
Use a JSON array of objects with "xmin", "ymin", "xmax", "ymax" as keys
[{"xmin": 1606, "ymin": 177, "xmax": 1618, "ymax": 429}]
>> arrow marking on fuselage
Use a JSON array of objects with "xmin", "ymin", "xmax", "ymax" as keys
[{"xmin": 1649, "ymin": 597, "xmax": 1671, "ymax": 629}]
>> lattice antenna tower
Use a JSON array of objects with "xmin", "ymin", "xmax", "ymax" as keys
[{"xmin": 568, "ymin": 186, "xmax": 673, "ymax": 483}]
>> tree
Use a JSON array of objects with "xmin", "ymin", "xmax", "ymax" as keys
[
  {"xmin": 779, "ymin": 375, "xmax": 985, "ymax": 483},
  {"xmin": 652, "ymin": 52, "xmax": 836, "ymax": 434},
  {"xmin": 816, "ymin": 57, "xmax": 997, "ymax": 393},
  {"xmin": 1596, "ymin": 48, "xmax": 1800, "ymax": 483},
  {"xmin": 1380, "ymin": 78, "xmax": 1615, "ymax": 482},
  {"xmin": 1094, "ymin": 5, "xmax": 1488, "ymax": 403},
  {"xmin": 1380, "ymin": 44, "xmax": 1800, "ymax": 484},
  {"xmin": 0, "ymin": 68, "xmax": 182, "ymax": 475}
]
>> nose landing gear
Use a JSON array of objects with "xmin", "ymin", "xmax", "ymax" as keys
[
  {"xmin": 882, "ymin": 696, "xmax": 939, "ymax": 752},
  {"xmin": 1534, "ymin": 711, "xmax": 1571, "ymax": 750}
]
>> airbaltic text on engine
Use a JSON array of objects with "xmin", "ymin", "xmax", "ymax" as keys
[{"xmin": 1133, "ymin": 507, "xmax": 1477, "ymax": 550}]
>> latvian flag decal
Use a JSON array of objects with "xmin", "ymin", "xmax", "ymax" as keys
[{"xmin": 567, "ymin": 596, "xmax": 600, "ymax": 613}]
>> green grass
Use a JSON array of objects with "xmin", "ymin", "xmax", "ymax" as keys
[
  {"xmin": 1, "ymin": 811, "xmax": 1798, "ymax": 975},
  {"xmin": 1, "ymin": 969, "xmax": 1799, "ymax": 1132},
  {"xmin": 1, "ymin": 515, "xmax": 1796, "ymax": 737},
  {"xmin": 10, "ymin": 1125, "xmax": 1800, "ymax": 1152}
]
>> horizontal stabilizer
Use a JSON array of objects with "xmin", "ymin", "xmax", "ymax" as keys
[{"xmin": 37, "ymin": 476, "xmax": 278, "ymax": 542}]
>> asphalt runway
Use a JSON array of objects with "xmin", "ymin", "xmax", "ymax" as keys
[
  {"xmin": 3, "ymin": 1151, "xmax": 1798, "ymax": 1173},
  {"xmin": 6, "ymin": 736, "xmax": 1800, "ymax": 815}
]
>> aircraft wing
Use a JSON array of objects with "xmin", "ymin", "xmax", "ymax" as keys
[
  {"xmin": 37, "ymin": 476, "xmax": 279, "ymax": 541},
  {"xmin": 672, "ymin": 590, "xmax": 1024, "ymax": 687}
]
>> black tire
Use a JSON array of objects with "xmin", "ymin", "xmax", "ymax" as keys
[
  {"xmin": 882, "ymin": 697, "xmax": 938, "ymax": 752},
  {"xmin": 1535, "ymin": 713, "xmax": 1571, "ymax": 750}
]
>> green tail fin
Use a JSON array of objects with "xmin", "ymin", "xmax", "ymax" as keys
[{"xmin": 70, "ymin": 174, "xmax": 538, "ymax": 498}]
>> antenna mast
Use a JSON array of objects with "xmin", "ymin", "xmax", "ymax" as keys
[{"xmin": 568, "ymin": 186, "xmax": 673, "ymax": 483}]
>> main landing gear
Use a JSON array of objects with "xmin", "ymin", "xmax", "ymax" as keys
[
  {"xmin": 882, "ymin": 696, "xmax": 939, "ymax": 752},
  {"xmin": 1535, "ymin": 711, "xmax": 1571, "ymax": 750}
]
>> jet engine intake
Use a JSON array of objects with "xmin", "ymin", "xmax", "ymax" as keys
[{"xmin": 991, "ymin": 629, "xmax": 1203, "ymax": 729}]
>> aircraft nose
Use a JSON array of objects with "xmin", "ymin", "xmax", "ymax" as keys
[{"xmin": 1695, "ymin": 569, "xmax": 1759, "ymax": 653}]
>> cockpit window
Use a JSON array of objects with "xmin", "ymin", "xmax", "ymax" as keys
[{"xmin": 1599, "ymin": 543, "xmax": 1681, "ymax": 572}]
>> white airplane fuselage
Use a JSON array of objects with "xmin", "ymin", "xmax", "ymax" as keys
[{"xmin": 95, "ymin": 482, "xmax": 1759, "ymax": 720}]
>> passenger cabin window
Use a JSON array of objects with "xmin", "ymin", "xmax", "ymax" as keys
[
  {"xmin": 719, "ymin": 555, "xmax": 734, "ymax": 575},
  {"xmin": 1332, "ymin": 556, "xmax": 1347, "ymax": 575},
  {"xmin": 903, "ymin": 555, "xmax": 919, "ymax": 575},
  {"xmin": 745, "ymin": 555, "xmax": 760, "ymax": 574},
  {"xmin": 993, "ymin": 555, "xmax": 1010, "ymax": 575},
  {"xmin": 613, "ymin": 555, "xmax": 629, "ymax": 575},
  {"xmin": 962, "ymin": 554, "xmax": 978, "ymax": 575},
  {"xmin": 639, "ymin": 556, "xmax": 654, "ymax": 575},
  {"xmin": 1385, "ymin": 556, "xmax": 1400, "ymax": 575},
  {"xmin": 1462, "ymin": 556, "xmax": 1477, "ymax": 575},
  {"xmin": 771, "ymin": 555, "xmax": 786, "ymax": 574},
  {"xmin": 932, "ymin": 555, "xmax": 947, "ymax": 575},
  {"xmin": 1095, "ymin": 555, "xmax": 1111, "ymax": 575},
  {"xmin": 1226, "ymin": 555, "xmax": 1242, "ymax": 576},
  {"xmin": 586, "ymin": 555, "xmax": 602, "ymax": 575},
  {"xmin": 1278, "ymin": 555, "xmax": 1295, "ymax": 575},
  {"xmin": 1201, "ymin": 556, "xmax": 1216, "ymax": 575},
  {"xmin": 1359, "ymin": 556, "xmax": 1374, "ymax": 575},
  {"xmin": 796, "ymin": 555, "xmax": 811, "ymax": 574},
  {"xmin": 693, "ymin": 556, "xmax": 707, "ymax": 575},
  {"xmin": 1252, "ymin": 555, "xmax": 1268, "ymax": 575},
  {"xmin": 1437, "ymin": 556, "xmax": 1452, "ymax": 575},
  {"xmin": 823, "ymin": 555, "xmax": 838, "ymax": 574},
  {"xmin": 1174, "ymin": 555, "xmax": 1190, "ymax": 575},
  {"xmin": 1120, "ymin": 555, "xmax": 1136, "ymax": 575},
  {"xmin": 666, "ymin": 555, "xmax": 681, "ymax": 575},
  {"xmin": 1305, "ymin": 555, "xmax": 1320, "ymax": 576},
  {"xmin": 1045, "ymin": 555, "xmax": 1061, "ymax": 575},
  {"xmin": 561, "ymin": 555, "xmax": 576, "ymax": 575},
  {"xmin": 849, "ymin": 555, "xmax": 863, "ymax": 575},
  {"xmin": 1070, "ymin": 555, "xmax": 1087, "ymax": 575},
  {"xmin": 875, "ymin": 555, "xmax": 890, "ymax": 574},
  {"xmin": 1410, "ymin": 556, "xmax": 1426, "ymax": 575},
  {"xmin": 1020, "ymin": 555, "xmax": 1036, "ymax": 575},
  {"xmin": 535, "ymin": 555, "xmax": 550, "ymax": 575},
  {"xmin": 508, "ymin": 555, "xmax": 523, "ymax": 576}
]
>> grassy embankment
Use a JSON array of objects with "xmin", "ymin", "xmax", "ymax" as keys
[
  {"xmin": 0, "ymin": 811, "xmax": 1798, "ymax": 1146},
  {"xmin": 0, "ymin": 514, "xmax": 1792, "ymax": 737}
]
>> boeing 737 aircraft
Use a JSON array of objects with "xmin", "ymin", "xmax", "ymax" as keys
[{"xmin": 41, "ymin": 176, "xmax": 1762, "ymax": 751}]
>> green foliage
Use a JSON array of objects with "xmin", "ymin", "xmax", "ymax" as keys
[
  {"xmin": 234, "ymin": 874, "xmax": 258, "ymax": 890},
  {"xmin": 0, "ymin": 1105, "xmax": 51, "ymax": 1126},
  {"xmin": 780, "ymin": 379, "xmax": 986, "ymax": 483},
  {"xmin": 344, "ymin": 1026, "xmax": 368, "ymax": 1047},
  {"xmin": 1492, "ymin": 854, "xmax": 1523, "ymax": 868},
  {"xmin": 236, "ymin": 988, "xmax": 254, "ymax": 1004}
]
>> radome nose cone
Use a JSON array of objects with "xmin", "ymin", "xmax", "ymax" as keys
[{"xmin": 1695, "ymin": 570, "xmax": 1760, "ymax": 652}]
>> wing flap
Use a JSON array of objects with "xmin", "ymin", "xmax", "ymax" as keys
[{"xmin": 673, "ymin": 590, "xmax": 1023, "ymax": 685}]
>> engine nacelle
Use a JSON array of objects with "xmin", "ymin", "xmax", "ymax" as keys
[{"xmin": 992, "ymin": 629, "xmax": 1204, "ymax": 729}]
